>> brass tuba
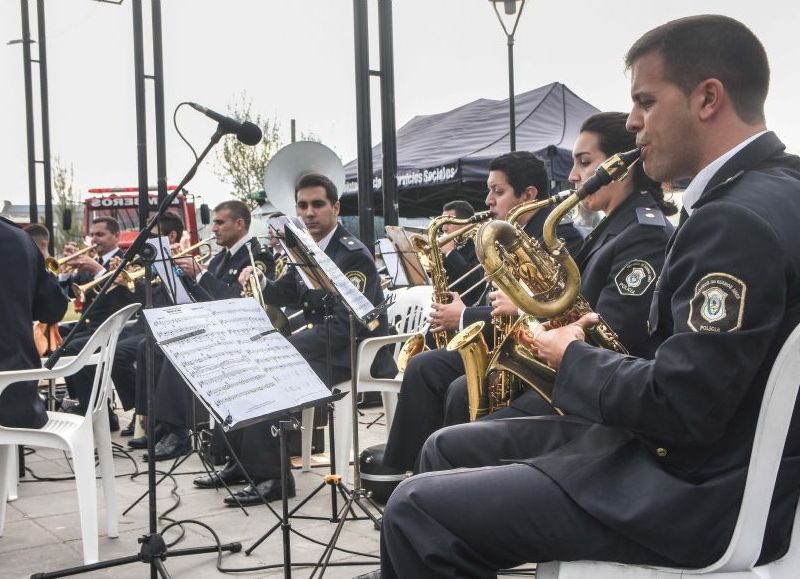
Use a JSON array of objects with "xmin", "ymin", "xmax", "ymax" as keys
[{"xmin": 475, "ymin": 148, "xmax": 641, "ymax": 407}]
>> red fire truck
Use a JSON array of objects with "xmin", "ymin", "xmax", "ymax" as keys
[{"xmin": 80, "ymin": 186, "xmax": 208, "ymax": 248}]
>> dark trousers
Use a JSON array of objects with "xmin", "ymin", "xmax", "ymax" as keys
[
  {"xmin": 63, "ymin": 325, "xmax": 142, "ymax": 410},
  {"xmin": 380, "ymin": 418, "xmax": 671, "ymax": 578},
  {"xmin": 445, "ymin": 378, "xmax": 557, "ymax": 422},
  {"xmin": 382, "ymin": 348, "xmax": 465, "ymax": 471}
]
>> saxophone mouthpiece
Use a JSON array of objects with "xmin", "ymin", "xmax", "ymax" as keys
[{"xmin": 577, "ymin": 147, "xmax": 642, "ymax": 200}]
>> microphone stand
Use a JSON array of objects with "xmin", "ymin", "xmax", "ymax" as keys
[{"xmin": 34, "ymin": 126, "xmax": 242, "ymax": 578}]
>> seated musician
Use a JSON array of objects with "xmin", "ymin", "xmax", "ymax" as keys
[
  {"xmin": 141, "ymin": 200, "xmax": 274, "ymax": 460},
  {"xmin": 1, "ymin": 217, "xmax": 68, "ymax": 429},
  {"xmin": 439, "ymin": 200, "xmax": 484, "ymax": 307},
  {"xmin": 59, "ymin": 216, "xmax": 143, "ymax": 429},
  {"xmin": 375, "ymin": 15, "xmax": 800, "ymax": 578},
  {"xmin": 189, "ymin": 172, "xmax": 395, "ymax": 506},
  {"xmin": 443, "ymin": 110, "xmax": 676, "ymax": 424},
  {"xmin": 381, "ymin": 151, "xmax": 583, "ymax": 474}
]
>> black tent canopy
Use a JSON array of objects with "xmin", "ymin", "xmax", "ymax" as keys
[{"xmin": 342, "ymin": 82, "xmax": 599, "ymax": 217}]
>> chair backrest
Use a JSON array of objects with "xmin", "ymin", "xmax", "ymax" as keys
[
  {"xmin": 60, "ymin": 304, "xmax": 141, "ymax": 421},
  {"xmin": 388, "ymin": 285, "xmax": 432, "ymax": 335},
  {"xmin": 706, "ymin": 322, "xmax": 800, "ymax": 572}
]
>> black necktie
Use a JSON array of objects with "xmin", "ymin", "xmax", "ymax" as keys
[{"xmin": 215, "ymin": 250, "xmax": 231, "ymax": 276}]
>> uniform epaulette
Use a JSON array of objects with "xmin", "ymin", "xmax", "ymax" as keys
[
  {"xmin": 636, "ymin": 207, "xmax": 667, "ymax": 227},
  {"xmin": 339, "ymin": 236, "xmax": 362, "ymax": 251}
]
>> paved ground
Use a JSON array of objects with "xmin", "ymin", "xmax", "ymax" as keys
[{"xmin": 2, "ymin": 408, "xmax": 391, "ymax": 579}]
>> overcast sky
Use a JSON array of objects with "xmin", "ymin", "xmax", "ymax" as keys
[{"xmin": 2, "ymin": 0, "xmax": 798, "ymax": 209}]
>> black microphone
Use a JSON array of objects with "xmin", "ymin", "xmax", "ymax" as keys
[{"xmin": 188, "ymin": 102, "xmax": 263, "ymax": 146}]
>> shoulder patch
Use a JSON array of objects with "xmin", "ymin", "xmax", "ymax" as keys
[
  {"xmin": 339, "ymin": 236, "xmax": 362, "ymax": 252},
  {"xmin": 688, "ymin": 273, "xmax": 747, "ymax": 333},
  {"xmin": 636, "ymin": 207, "xmax": 667, "ymax": 227},
  {"xmin": 614, "ymin": 260, "xmax": 657, "ymax": 296},
  {"xmin": 346, "ymin": 270, "xmax": 367, "ymax": 293}
]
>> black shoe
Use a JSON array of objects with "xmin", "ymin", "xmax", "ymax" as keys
[
  {"xmin": 108, "ymin": 410, "xmax": 120, "ymax": 432},
  {"xmin": 120, "ymin": 415, "xmax": 136, "ymax": 437},
  {"xmin": 193, "ymin": 460, "xmax": 246, "ymax": 489},
  {"xmin": 223, "ymin": 475, "xmax": 296, "ymax": 506},
  {"xmin": 144, "ymin": 430, "xmax": 191, "ymax": 462},
  {"xmin": 128, "ymin": 422, "xmax": 168, "ymax": 450}
]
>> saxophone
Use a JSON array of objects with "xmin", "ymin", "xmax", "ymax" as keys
[
  {"xmin": 396, "ymin": 211, "xmax": 490, "ymax": 371},
  {"xmin": 475, "ymin": 148, "xmax": 640, "ymax": 406}
]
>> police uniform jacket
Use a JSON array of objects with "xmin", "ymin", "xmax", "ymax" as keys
[
  {"xmin": 573, "ymin": 190, "xmax": 674, "ymax": 358},
  {"xmin": 525, "ymin": 132, "xmax": 800, "ymax": 566},
  {"xmin": 0, "ymin": 217, "xmax": 68, "ymax": 428},
  {"xmin": 462, "ymin": 203, "xmax": 584, "ymax": 337},
  {"xmin": 184, "ymin": 237, "xmax": 274, "ymax": 301},
  {"xmin": 262, "ymin": 224, "xmax": 395, "ymax": 378},
  {"xmin": 443, "ymin": 239, "xmax": 484, "ymax": 307}
]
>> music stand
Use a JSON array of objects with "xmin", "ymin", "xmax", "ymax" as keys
[{"xmin": 384, "ymin": 225, "xmax": 430, "ymax": 286}]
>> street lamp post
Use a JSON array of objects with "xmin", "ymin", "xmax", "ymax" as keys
[{"xmin": 489, "ymin": 0, "xmax": 526, "ymax": 152}]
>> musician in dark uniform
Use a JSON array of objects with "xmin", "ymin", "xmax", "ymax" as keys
[
  {"xmin": 444, "ymin": 111, "xmax": 677, "ymax": 423},
  {"xmin": 378, "ymin": 16, "xmax": 800, "ymax": 577},
  {"xmin": 59, "ymin": 216, "xmax": 142, "ymax": 425},
  {"xmin": 439, "ymin": 200, "xmax": 484, "ymax": 307},
  {"xmin": 382, "ymin": 151, "xmax": 583, "ymax": 473},
  {"xmin": 142, "ymin": 200, "xmax": 275, "ymax": 460},
  {"xmin": 192, "ymin": 173, "xmax": 395, "ymax": 505},
  {"xmin": 0, "ymin": 217, "xmax": 68, "ymax": 429}
]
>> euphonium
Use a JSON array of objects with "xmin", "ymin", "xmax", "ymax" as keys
[
  {"xmin": 476, "ymin": 148, "xmax": 641, "ymax": 405},
  {"xmin": 396, "ymin": 211, "xmax": 491, "ymax": 372}
]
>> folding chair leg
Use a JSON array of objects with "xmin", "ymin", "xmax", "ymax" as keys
[
  {"xmin": 301, "ymin": 407, "xmax": 314, "ymax": 472},
  {"xmin": 334, "ymin": 394, "xmax": 353, "ymax": 486},
  {"xmin": 70, "ymin": 443, "xmax": 100, "ymax": 564},
  {"xmin": 0, "ymin": 444, "xmax": 9, "ymax": 536},
  {"xmin": 94, "ymin": 417, "xmax": 118, "ymax": 538}
]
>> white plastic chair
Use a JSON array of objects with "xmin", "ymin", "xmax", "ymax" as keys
[
  {"xmin": 0, "ymin": 303, "xmax": 140, "ymax": 564},
  {"xmin": 537, "ymin": 322, "xmax": 800, "ymax": 579}
]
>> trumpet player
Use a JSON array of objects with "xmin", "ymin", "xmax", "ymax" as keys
[
  {"xmin": 144, "ymin": 200, "xmax": 275, "ymax": 461},
  {"xmin": 60, "ymin": 217, "xmax": 142, "ymax": 427}
]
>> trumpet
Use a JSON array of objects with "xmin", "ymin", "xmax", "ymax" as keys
[
  {"xmin": 71, "ymin": 265, "xmax": 142, "ymax": 302},
  {"xmin": 45, "ymin": 244, "xmax": 97, "ymax": 275},
  {"xmin": 172, "ymin": 236, "xmax": 215, "ymax": 264}
]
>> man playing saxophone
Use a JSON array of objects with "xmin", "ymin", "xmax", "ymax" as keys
[{"xmin": 381, "ymin": 151, "xmax": 583, "ymax": 474}]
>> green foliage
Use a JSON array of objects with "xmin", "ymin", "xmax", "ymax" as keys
[
  {"xmin": 52, "ymin": 156, "xmax": 83, "ymax": 252},
  {"xmin": 213, "ymin": 92, "xmax": 283, "ymax": 208}
]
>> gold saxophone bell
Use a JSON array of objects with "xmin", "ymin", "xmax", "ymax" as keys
[{"xmin": 447, "ymin": 321, "xmax": 490, "ymax": 421}]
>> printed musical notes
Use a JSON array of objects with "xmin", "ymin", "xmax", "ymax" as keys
[{"xmin": 144, "ymin": 298, "xmax": 330, "ymax": 430}]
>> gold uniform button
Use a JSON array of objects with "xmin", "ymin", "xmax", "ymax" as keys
[{"xmin": 656, "ymin": 447, "xmax": 668, "ymax": 458}]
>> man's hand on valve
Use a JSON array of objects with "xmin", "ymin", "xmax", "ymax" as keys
[
  {"xmin": 428, "ymin": 292, "xmax": 465, "ymax": 333},
  {"xmin": 532, "ymin": 313, "xmax": 599, "ymax": 370},
  {"xmin": 489, "ymin": 288, "xmax": 519, "ymax": 317},
  {"xmin": 173, "ymin": 256, "xmax": 204, "ymax": 279}
]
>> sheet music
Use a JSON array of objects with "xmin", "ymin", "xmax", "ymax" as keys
[
  {"xmin": 143, "ymin": 298, "xmax": 330, "ymax": 430},
  {"xmin": 284, "ymin": 221, "xmax": 376, "ymax": 321},
  {"xmin": 147, "ymin": 236, "xmax": 193, "ymax": 305},
  {"xmin": 378, "ymin": 237, "xmax": 409, "ymax": 287}
]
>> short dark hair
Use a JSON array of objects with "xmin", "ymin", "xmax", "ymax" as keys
[
  {"xmin": 295, "ymin": 172, "xmax": 339, "ymax": 205},
  {"xmin": 158, "ymin": 211, "xmax": 184, "ymax": 240},
  {"xmin": 625, "ymin": 15, "xmax": 769, "ymax": 124},
  {"xmin": 214, "ymin": 200, "xmax": 251, "ymax": 229},
  {"xmin": 443, "ymin": 200, "xmax": 475, "ymax": 220},
  {"xmin": 92, "ymin": 216, "xmax": 121, "ymax": 235},
  {"xmin": 24, "ymin": 223, "xmax": 50, "ymax": 243},
  {"xmin": 580, "ymin": 112, "xmax": 677, "ymax": 216},
  {"xmin": 488, "ymin": 151, "xmax": 549, "ymax": 198}
]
